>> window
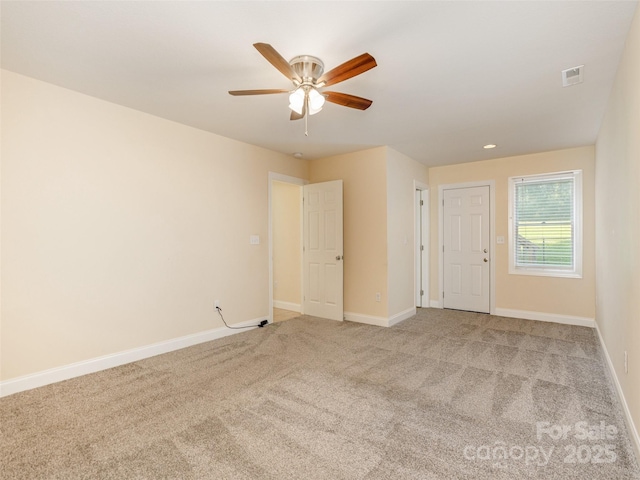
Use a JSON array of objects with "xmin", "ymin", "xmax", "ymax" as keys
[{"xmin": 508, "ymin": 170, "xmax": 582, "ymax": 278}]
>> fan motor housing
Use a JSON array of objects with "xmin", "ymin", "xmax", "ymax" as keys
[{"xmin": 289, "ymin": 55, "xmax": 324, "ymax": 83}]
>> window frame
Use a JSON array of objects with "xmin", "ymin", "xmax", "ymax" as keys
[{"xmin": 508, "ymin": 170, "xmax": 583, "ymax": 278}]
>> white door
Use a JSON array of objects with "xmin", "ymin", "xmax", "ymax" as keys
[
  {"xmin": 443, "ymin": 186, "xmax": 490, "ymax": 313},
  {"xmin": 303, "ymin": 180, "xmax": 344, "ymax": 321}
]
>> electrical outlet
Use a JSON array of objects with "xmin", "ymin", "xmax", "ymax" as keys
[
  {"xmin": 624, "ymin": 351, "xmax": 628, "ymax": 374},
  {"xmin": 375, "ymin": 292, "xmax": 381, "ymax": 302},
  {"xmin": 215, "ymin": 299, "xmax": 220, "ymax": 309}
]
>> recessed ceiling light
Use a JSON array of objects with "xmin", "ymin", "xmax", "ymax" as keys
[
  {"xmin": 293, "ymin": 152, "xmax": 303, "ymax": 158},
  {"xmin": 483, "ymin": 144, "xmax": 497, "ymax": 149}
]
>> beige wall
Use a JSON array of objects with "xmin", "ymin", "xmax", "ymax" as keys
[
  {"xmin": 309, "ymin": 147, "xmax": 388, "ymax": 318},
  {"xmin": 272, "ymin": 181, "xmax": 301, "ymax": 309},
  {"xmin": 429, "ymin": 146, "xmax": 596, "ymax": 319},
  {"xmin": 595, "ymin": 4, "xmax": 640, "ymax": 448},
  {"xmin": 386, "ymin": 148, "xmax": 429, "ymax": 317},
  {"xmin": 0, "ymin": 70, "xmax": 308, "ymax": 380},
  {"xmin": 309, "ymin": 146, "xmax": 428, "ymax": 321}
]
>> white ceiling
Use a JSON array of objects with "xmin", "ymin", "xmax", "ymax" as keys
[{"xmin": 1, "ymin": 1, "xmax": 637, "ymax": 166}]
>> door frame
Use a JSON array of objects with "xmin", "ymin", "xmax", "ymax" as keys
[
  {"xmin": 414, "ymin": 181, "xmax": 429, "ymax": 308},
  {"xmin": 437, "ymin": 180, "xmax": 496, "ymax": 314},
  {"xmin": 268, "ymin": 172, "xmax": 306, "ymax": 323}
]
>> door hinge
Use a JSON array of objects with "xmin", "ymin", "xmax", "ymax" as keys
[
  {"xmin": 420, "ymin": 289, "xmax": 424, "ymax": 296},
  {"xmin": 420, "ymin": 200, "xmax": 424, "ymax": 206},
  {"xmin": 421, "ymin": 245, "xmax": 424, "ymax": 251},
  {"xmin": 442, "ymin": 245, "xmax": 445, "ymax": 252},
  {"xmin": 443, "ymin": 291, "xmax": 445, "ymax": 298}
]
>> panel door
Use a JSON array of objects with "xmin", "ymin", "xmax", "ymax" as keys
[
  {"xmin": 303, "ymin": 180, "xmax": 344, "ymax": 321},
  {"xmin": 443, "ymin": 186, "xmax": 490, "ymax": 313}
]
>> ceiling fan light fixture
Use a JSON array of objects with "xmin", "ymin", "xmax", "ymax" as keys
[
  {"xmin": 288, "ymin": 88, "xmax": 305, "ymax": 115},
  {"xmin": 230, "ymin": 43, "xmax": 376, "ymax": 128},
  {"xmin": 308, "ymin": 88, "xmax": 325, "ymax": 115}
]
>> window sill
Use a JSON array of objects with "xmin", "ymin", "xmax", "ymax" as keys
[{"xmin": 508, "ymin": 267, "xmax": 582, "ymax": 279}]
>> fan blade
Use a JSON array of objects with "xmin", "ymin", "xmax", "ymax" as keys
[
  {"xmin": 228, "ymin": 89, "xmax": 289, "ymax": 96},
  {"xmin": 317, "ymin": 53, "xmax": 376, "ymax": 87},
  {"xmin": 253, "ymin": 43, "xmax": 301, "ymax": 83},
  {"xmin": 324, "ymin": 91, "xmax": 373, "ymax": 110}
]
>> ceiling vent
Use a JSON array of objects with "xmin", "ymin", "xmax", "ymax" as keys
[{"xmin": 562, "ymin": 65, "xmax": 584, "ymax": 87}]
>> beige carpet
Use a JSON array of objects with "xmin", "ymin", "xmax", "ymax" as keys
[
  {"xmin": 1, "ymin": 308, "xmax": 639, "ymax": 479},
  {"xmin": 273, "ymin": 308, "xmax": 300, "ymax": 323}
]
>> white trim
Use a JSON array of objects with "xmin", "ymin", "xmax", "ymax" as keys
[
  {"xmin": 594, "ymin": 322, "xmax": 640, "ymax": 462},
  {"xmin": 438, "ymin": 180, "xmax": 496, "ymax": 314},
  {"xmin": 508, "ymin": 170, "xmax": 583, "ymax": 278},
  {"xmin": 344, "ymin": 311, "xmax": 389, "ymax": 327},
  {"xmin": 389, "ymin": 307, "xmax": 416, "ymax": 327},
  {"xmin": 273, "ymin": 301, "xmax": 301, "ymax": 312},
  {"xmin": 507, "ymin": 268, "xmax": 583, "ymax": 279},
  {"xmin": 414, "ymin": 181, "xmax": 429, "ymax": 309},
  {"xmin": 345, "ymin": 307, "xmax": 416, "ymax": 328},
  {"xmin": 268, "ymin": 172, "xmax": 306, "ymax": 322},
  {"xmin": 421, "ymin": 191, "xmax": 429, "ymax": 308},
  {"xmin": 415, "ymin": 189, "xmax": 421, "ymax": 306},
  {"xmin": 430, "ymin": 300, "xmax": 442, "ymax": 309},
  {"xmin": 0, "ymin": 317, "xmax": 266, "ymax": 398},
  {"xmin": 494, "ymin": 308, "xmax": 594, "ymax": 327},
  {"xmin": 269, "ymin": 172, "xmax": 307, "ymax": 186}
]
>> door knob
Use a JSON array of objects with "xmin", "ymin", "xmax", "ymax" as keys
[
  {"xmin": 336, "ymin": 255, "xmax": 343, "ymax": 261},
  {"xmin": 484, "ymin": 258, "xmax": 488, "ymax": 262}
]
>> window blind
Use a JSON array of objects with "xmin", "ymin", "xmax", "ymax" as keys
[{"xmin": 513, "ymin": 176, "xmax": 574, "ymax": 269}]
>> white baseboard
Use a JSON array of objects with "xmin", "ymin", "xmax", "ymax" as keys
[
  {"xmin": 422, "ymin": 303, "xmax": 592, "ymax": 328},
  {"xmin": 494, "ymin": 308, "xmax": 595, "ymax": 328},
  {"xmin": 344, "ymin": 311, "xmax": 389, "ymax": 327},
  {"xmin": 345, "ymin": 307, "xmax": 416, "ymax": 328},
  {"xmin": 273, "ymin": 301, "xmax": 301, "ymax": 312},
  {"xmin": 388, "ymin": 307, "xmax": 416, "ymax": 327},
  {"xmin": 594, "ymin": 322, "xmax": 640, "ymax": 463},
  {"xmin": 0, "ymin": 316, "xmax": 267, "ymax": 398}
]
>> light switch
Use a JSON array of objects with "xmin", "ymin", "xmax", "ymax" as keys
[
  {"xmin": 250, "ymin": 235, "xmax": 260, "ymax": 245},
  {"xmin": 496, "ymin": 236, "xmax": 505, "ymax": 244}
]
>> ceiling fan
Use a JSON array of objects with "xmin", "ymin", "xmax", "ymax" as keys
[{"xmin": 229, "ymin": 43, "xmax": 377, "ymax": 134}]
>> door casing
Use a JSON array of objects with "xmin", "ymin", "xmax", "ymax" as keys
[
  {"xmin": 268, "ymin": 172, "xmax": 305, "ymax": 323},
  {"xmin": 268, "ymin": 173, "xmax": 344, "ymax": 323},
  {"xmin": 415, "ymin": 184, "xmax": 429, "ymax": 308}
]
